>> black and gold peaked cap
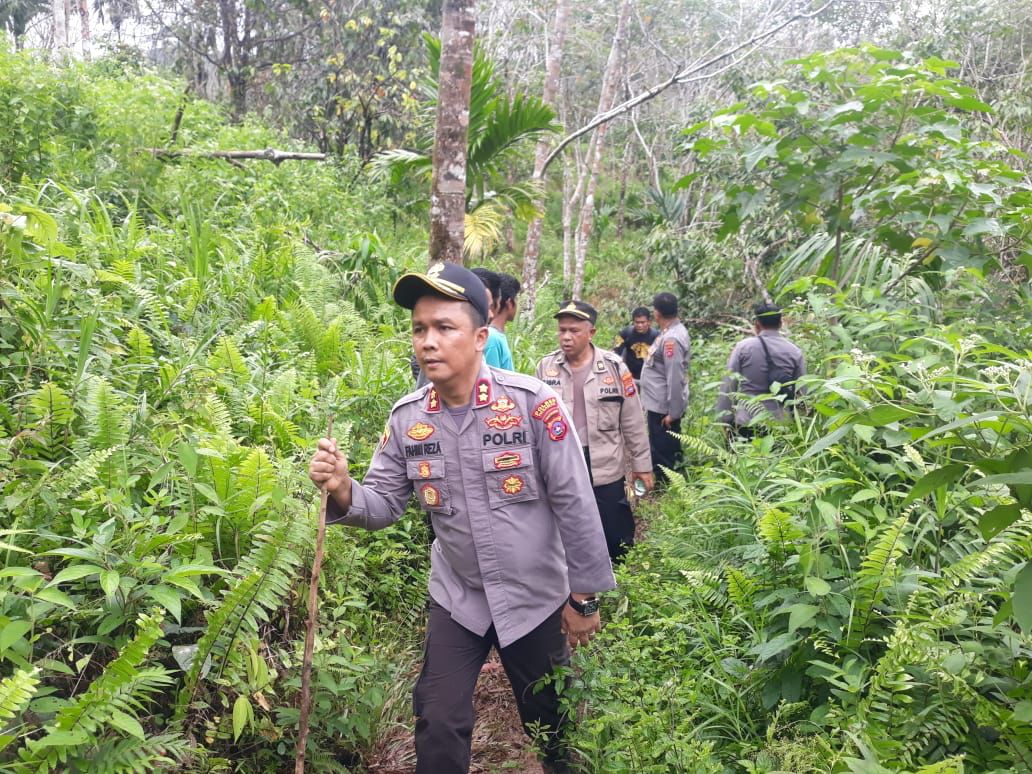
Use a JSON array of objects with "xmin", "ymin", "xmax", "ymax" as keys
[{"xmin": 393, "ymin": 262, "xmax": 491, "ymax": 322}]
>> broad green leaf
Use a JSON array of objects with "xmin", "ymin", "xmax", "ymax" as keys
[
  {"xmin": 0, "ymin": 621, "xmax": 32, "ymax": 653},
  {"xmin": 748, "ymin": 632, "xmax": 799, "ymax": 662},
  {"xmin": 975, "ymin": 472, "xmax": 1032, "ymax": 488},
  {"xmin": 178, "ymin": 442, "xmax": 198, "ymax": 477},
  {"xmin": 1013, "ymin": 701, "xmax": 1032, "ymax": 724},
  {"xmin": 979, "ymin": 504, "xmax": 1023, "ymax": 541},
  {"xmin": 148, "ymin": 585, "xmax": 183, "ymax": 623},
  {"xmin": 100, "ymin": 570, "xmax": 120, "ymax": 597},
  {"xmin": 801, "ymin": 425, "xmax": 851, "ymax": 460},
  {"xmin": 903, "ymin": 464, "xmax": 966, "ymax": 505},
  {"xmin": 233, "ymin": 695, "xmax": 252, "ymax": 741},
  {"xmin": 33, "ymin": 588, "xmax": 76, "ymax": 609},
  {"xmin": 109, "ymin": 709, "xmax": 145, "ymax": 740},
  {"xmin": 47, "ymin": 564, "xmax": 103, "ymax": 586},
  {"xmin": 805, "ymin": 577, "xmax": 831, "ymax": 597},
  {"xmin": 788, "ymin": 604, "xmax": 819, "ymax": 633}
]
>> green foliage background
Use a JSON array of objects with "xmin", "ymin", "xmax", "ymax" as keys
[{"xmin": 1, "ymin": 41, "xmax": 1031, "ymax": 774}]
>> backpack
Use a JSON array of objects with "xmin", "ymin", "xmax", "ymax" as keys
[{"xmin": 757, "ymin": 336, "xmax": 796, "ymax": 403}]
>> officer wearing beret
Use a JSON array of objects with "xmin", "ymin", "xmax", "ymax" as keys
[
  {"xmin": 308, "ymin": 263, "xmax": 614, "ymax": 774},
  {"xmin": 536, "ymin": 300, "xmax": 654, "ymax": 561}
]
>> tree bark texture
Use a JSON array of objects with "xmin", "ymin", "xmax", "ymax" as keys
[
  {"xmin": 572, "ymin": 0, "xmax": 632, "ymax": 299},
  {"xmin": 52, "ymin": 0, "xmax": 68, "ymax": 50},
  {"xmin": 429, "ymin": 0, "xmax": 476, "ymax": 266},
  {"xmin": 520, "ymin": 0, "xmax": 569, "ymax": 314},
  {"xmin": 78, "ymin": 0, "xmax": 91, "ymax": 59}
]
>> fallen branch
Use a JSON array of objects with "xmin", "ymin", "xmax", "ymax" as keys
[
  {"xmin": 540, "ymin": 0, "xmax": 838, "ymax": 174},
  {"xmin": 144, "ymin": 147, "xmax": 327, "ymax": 164}
]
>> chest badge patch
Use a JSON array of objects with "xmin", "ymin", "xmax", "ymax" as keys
[
  {"xmin": 602, "ymin": 375, "xmax": 615, "ymax": 385},
  {"xmin": 490, "ymin": 396, "xmax": 516, "ymax": 413},
  {"xmin": 501, "ymin": 475, "xmax": 525, "ymax": 495},
  {"xmin": 421, "ymin": 483, "xmax": 441, "ymax": 507},
  {"xmin": 485, "ymin": 413, "xmax": 522, "ymax": 430},
  {"xmin": 493, "ymin": 451, "xmax": 522, "ymax": 470},
  {"xmin": 407, "ymin": 422, "xmax": 436, "ymax": 441},
  {"xmin": 545, "ymin": 367, "xmax": 559, "ymax": 377},
  {"xmin": 418, "ymin": 461, "xmax": 432, "ymax": 479}
]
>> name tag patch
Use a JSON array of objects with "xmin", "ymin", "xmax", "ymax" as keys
[{"xmin": 406, "ymin": 441, "xmax": 442, "ymax": 458}]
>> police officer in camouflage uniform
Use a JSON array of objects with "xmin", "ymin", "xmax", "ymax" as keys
[
  {"xmin": 308, "ymin": 263, "xmax": 614, "ymax": 774},
  {"xmin": 536, "ymin": 300, "xmax": 653, "ymax": 562},
  {"xmin": 639, "ymin": 292, "xmax": 691, "ymax": 479}
]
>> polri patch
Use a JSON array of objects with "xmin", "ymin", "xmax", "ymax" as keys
[
  {"xmin": 417, "ymin": 461, "xmax": 432, "ymax": 479},
  {"xmin": 407, "ymin": 422, "xmax": 436, "ymax": 441},
  {"xmin": 664, "ymin": 339, "xmax": 675, "ymax": 358},
  {"xmin": 602, "ymin": 375, "xmax": 616, "ymax": 385}
]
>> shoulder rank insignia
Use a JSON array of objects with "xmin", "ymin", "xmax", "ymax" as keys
[
  {"xmin": 490, "ymin": 396, "xmax": 516, "ymax": 413},
  {"xmin": 420, "ymin": 483, "xmax": 441, "ymax": 507},
  {"xmin": 425, "ymin": 389, "xmax": 441, "ymax": 413},
  {"xmin": 407, "ymin": 422, "xmax": 435, "ymax": 441},
  {"xmin": 501, "ymin": 475, "xmax": 525, "ymax": 495},
  {"xmin": 474, "ymin": 378, "xmax": 492, "ymax": 407},
  {"xmin": 493, "ymin": 451, "xmax": 522, "ymax": 470},
  {"xmin": 485, "ymin": 413, "xmax": 522, "ymax": 430}
]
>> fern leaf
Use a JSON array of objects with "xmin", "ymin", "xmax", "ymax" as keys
[
  {"xmin": 27, "ymin": 382, "xmax": 74, "ymax": 426},
  {"xmin": 89, "ymin": 732, "xmax": 189, "ymax": 774},
  {"xmin": 206, "ymin": 335, "xmax": 249, "ymax": 379},
  {"xmin": 847, "ymin": 514, "xmax": 909, "ymax": 649},
  {"xmin": 0, "ymin": 668, "xmax": 39, "ymax": 725},
  {"xmin": 756, "ymin": 507, "xmax": 804, "ymax": 560},
  {"xmin": 227, "ymin": 448, "xmax": 276, "ymax": 528},
  {"xmin": 56, "ymin": 446, "xmax": 119, "ymax": 494},
  {"xmin": 83, "ymin": 377, "xmax": 129, "ymax": 450}
]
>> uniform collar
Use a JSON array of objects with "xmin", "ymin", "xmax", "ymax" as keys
[
  {"xmin": 556, "ymin": 344, "xmax": 605, "ymax": 373},
  {"xmin": 758, "ymin": 329, "xmax": 783, "ymax": 338},
  {"xmin": 423, "ymin": 362, "xmax": 496, "ymax": 413}
]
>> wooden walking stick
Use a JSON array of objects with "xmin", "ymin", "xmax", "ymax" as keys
[{"xmin": 295, "ymin": 416, "xmax": 334, "ymax": 773}]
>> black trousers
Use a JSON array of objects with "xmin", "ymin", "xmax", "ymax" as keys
[
  {"xmin": 647, "ymin": 410, "xmax": 682, "ymax": 479},
  {"xmin": 413, "ymin": 601, "xmax": 571, "ymax": 773},
  {"xmin": 582, "ymin": 447, "xmax": 635, "ymax": 562}
]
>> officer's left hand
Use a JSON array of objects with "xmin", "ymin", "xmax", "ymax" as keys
[
  {"xmin": 561, "ymin": 604, "xmax": 601, "ymax": 650},
  {"xmin": 630, "ymin": 471, "xmax": 655, "ymax": 492},
  {"xmin": 661, "ymin": 414, "xmax": 675, "ymax": 429}
]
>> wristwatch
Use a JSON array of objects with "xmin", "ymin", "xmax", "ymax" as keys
[{"xmin": 568, "ymin": 595, "xmax": 600, "ymax": 616}]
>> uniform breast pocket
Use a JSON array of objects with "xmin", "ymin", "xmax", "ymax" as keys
[
  {"xmin": 598, "ymin": 396, "xmax": 623, "ymax": 431},
  {"xmin": 481, "ymin": 446, "xmax": 539, "ymax": 509},
  {"xmin": 406, "ymin": 458, "xmax": 451, "ymax": 513}
]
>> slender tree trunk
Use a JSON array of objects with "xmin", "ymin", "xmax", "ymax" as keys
[
  {"xmin": 78, "ymin": 0, "xmax": 91, "ymax": 59},
  {"xmin": 520, "ymin": 0, "xmax": 569, "ymax": 313},
  {"xmin": 561, "ymin": 153, "xmax": 575, "ymax": 282},
  {"xmin": 616, "ymin": 137, "xmax": 634, "ymax": 238},
  {"xmin": 52, "ymin": 0, "xmax": 68, "ymax": 50},
  {"xmin": 572, "ymin": 0, "xmax": 632, "ymax": 298},
  {"xmin": 429, "ymin": 0, "xmax": 476, "ymax": 265}
]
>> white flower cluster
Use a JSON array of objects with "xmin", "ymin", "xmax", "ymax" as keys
[{"xmin": 850, "ymin": 347, "xmax": 876, "ymax": 365}]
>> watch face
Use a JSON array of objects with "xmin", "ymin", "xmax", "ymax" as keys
[{"xmin": 578, "ymin": 598, "xmax": 600, "ymax": 616}]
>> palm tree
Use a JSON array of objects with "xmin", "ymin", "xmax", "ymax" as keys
[{"xmin": 370, "ymin": 35, "xmax": 559, "ymax": 259}]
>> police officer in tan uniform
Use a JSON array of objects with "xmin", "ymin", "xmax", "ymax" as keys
[
  {"xmin": 308, "ymin": 263, "xmax": 614, "ymax": 774},
  {"xmin": 536, "ymin": 300, "xmax": 653, "ymax": 561}
]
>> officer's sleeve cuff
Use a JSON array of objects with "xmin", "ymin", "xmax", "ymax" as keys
[{"xmin": 326, "ymin": 482, "xmax": 372, "ymax": 528}]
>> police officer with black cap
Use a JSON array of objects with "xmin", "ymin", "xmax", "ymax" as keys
[
  {"xmin": 536, "ymin": 300, "xmax": 653, "ymax": 562},
  {"xmin": 308, "ymin": 263, "xmax": 614, "ymax": 774}
]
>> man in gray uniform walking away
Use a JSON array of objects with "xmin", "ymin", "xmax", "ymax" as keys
[
  {"xmin": 308, "ymin": 262, "xmax": 614, "ymax": 774},
  {"xmin": 536, "ymin": 300, "xmax": 654, "ymax": 562},
  {"xmin": 639, "ymin": 292, "xmax": 691, "ymax": 480},
  {"xmin": 716, "ymin": 301, "xmax": 806, "ymax": 437}
]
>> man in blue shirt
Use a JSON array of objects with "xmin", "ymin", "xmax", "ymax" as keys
[{"xmin": 472, "ymin": 268, "xmax": 514, "ymax": 370}]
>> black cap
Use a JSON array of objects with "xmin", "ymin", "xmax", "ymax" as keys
[
  {"xmin": 554, "ymin": 299, "xmax": 597, "ymax": 324},
  {"xmin": 393, "ymin": 262, "xmax": 490, "ymax": 322},
  {"xmin": 752, "ymin": 301, "xmax": 781, "ymax": 319}
]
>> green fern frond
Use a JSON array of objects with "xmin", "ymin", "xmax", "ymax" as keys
[
  {"xmin": 0, "ymin": 668, "xmax": 39, "ymax": 726},
  {"xmin": 56, "ymin": 446, "xmax": 120, "ymax": 494},
  {"xmin": 226, "ymin": 448, "xmax": 276, "ymax": 527},
  {"xmin": 755, "ymin": 507, "xmax": 804, "ymax": 560},
  {"xmin": 847, "ymin": 514, "xmax": 910, "ymax": 649},
  {"xmin": 174, "ymin": 518, "xmax": 307, "ymax": 726},
  {"xmin": 204, "ymin": 395, "xmax": 235, "ymax": 438},
  {"xmin": 943, "ymin": 513, "xmax": 1032, "ymax": 588},
  {"xmin": 206, "ymin": 336, "xmax": 249, "ymax": 379},
  {"xmin": 83, "ymin": 377, "xmax": 129, "ymax": 450},
  {"xmin": 110, "ymin": 259, "xmax": 137, "ymax": 284},
  {"xmin": 726, "ymin": 567, "xmax": 757, "ymax": 610},
  {"xmin": 27, "ymin": 382, "xmax": 74, "ymax": 427},
  {"xmin": 671, "ymin": 431, "xmax": 733, "ymax": 464},
  {"xmin": 125, "ymin": 326, "xmax": 154, "ymax": 362}
]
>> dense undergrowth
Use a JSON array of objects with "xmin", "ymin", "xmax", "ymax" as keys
[{"xmin": 2, "ymin": 42, "xmax": 1032, "ymax": 774}]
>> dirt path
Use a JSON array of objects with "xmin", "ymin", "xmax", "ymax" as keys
[{"xmin": 366, "ymin": 651, "xmax": 544, "ymax": 774}]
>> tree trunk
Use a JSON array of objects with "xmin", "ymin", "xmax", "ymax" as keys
[
  {"xmin": 520, "ymin": 0, "xmax": 570, "ymax": 313},
  {"xmin": 78, "ymin": 0, "xmax": 91, "ymax": 59},
  {"xmin": 429, "ymin": 0, "xmax": 476, "ymax": 265},
  {"xmin": 561, "ymin": 153, "xmax": 575, "ymax": 283},
  {"xmin": 572, "ymin": 0, "xmax": 632, "ymax": 298},
  {"xmin": 52, "ymin": 0, "xmax": 68, "ymax": 50}
]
